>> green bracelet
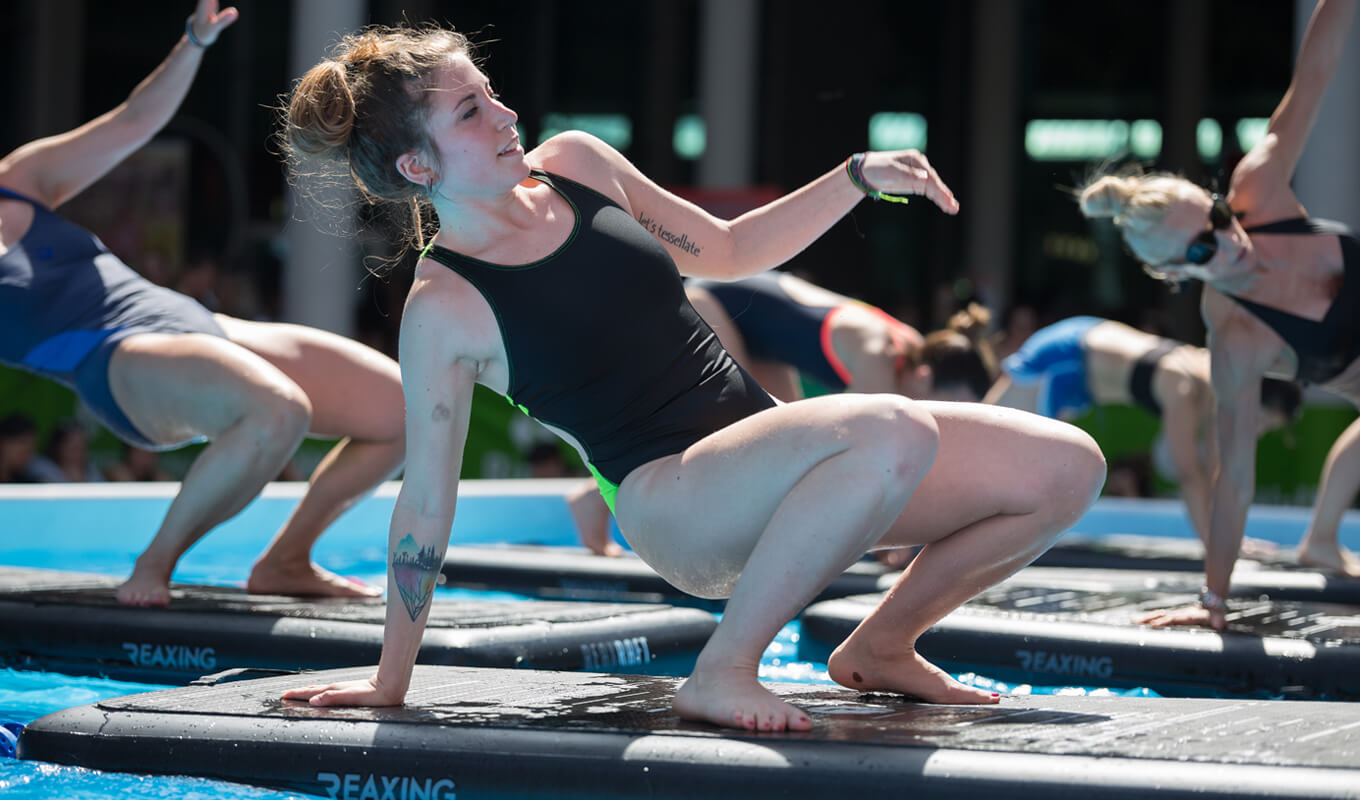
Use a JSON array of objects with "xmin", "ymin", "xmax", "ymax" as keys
[{"xmin": 846, "ymin": 152, "xmax": 910, "ymax": 205}]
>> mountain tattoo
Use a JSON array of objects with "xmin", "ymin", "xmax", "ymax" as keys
[{"xmin": 392, "ymin": 533, "xmax": 442, "ymax": 622}]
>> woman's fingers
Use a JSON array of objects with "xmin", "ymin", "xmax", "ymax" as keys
[{"xmin": 862, "ymin": 150, "xmax": 960, "ymax": 214}]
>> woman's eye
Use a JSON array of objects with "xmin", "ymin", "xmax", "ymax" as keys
[{"xmin": 462, "ymin": 106, "xmax": 478, "ymax": 121}]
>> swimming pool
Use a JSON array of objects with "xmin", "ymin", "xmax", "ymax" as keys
[{"xmin": 1, "ymin": 481, "xmax": 1355, "ymax": 798}]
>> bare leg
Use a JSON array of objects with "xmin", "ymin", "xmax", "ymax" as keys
[
  {"xmin": 215, "ymin": 317, "xmax": 406, "ymax": 596},
  {"xmin": 616, "ymin": 393, "xmax": 941, "ymax": 731},
  {"xmin": 827, "ymin": 403, "xmax": 1105, "ymax": 698},
  {"xmin": 108, "ymin": 334, "xmax": 313, "ymax": 606},
  {"xmin": 1298, "ymin": 416, "xmax": 1360, "ymax": 576},
  {"xmin": 566, "ymin": 478, "xmax": 623, "ymax": 556}
]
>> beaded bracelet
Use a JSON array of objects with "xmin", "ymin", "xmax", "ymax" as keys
[
  {"xmin": 845, "ymin": 152, "xmax": 910, "ymax": 205},
  {"xmin": 185, "ymin": 15, "xmax": 209, "ymax": 48}
]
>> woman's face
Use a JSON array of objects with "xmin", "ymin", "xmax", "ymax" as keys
[
  {"xmin": 416, "ymin": 55, "xmax": 526, "ymax": 195},
  {"xmin": 1148, "ymin": 187, "xmax": 1254, "ymax": 281}
]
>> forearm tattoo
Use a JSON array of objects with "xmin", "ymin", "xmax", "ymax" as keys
[
  {"xmin": 637, "ymin": 212, "xmax": 702, "ymax": 257},
  {"xmin": 392, "ymin": 533, "xmax": 441, "ymax": 622}
]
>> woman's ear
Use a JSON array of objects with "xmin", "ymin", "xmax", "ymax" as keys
[{"xmin": 396, "ymin": 152, "xmax": 437, "ymax": 188}]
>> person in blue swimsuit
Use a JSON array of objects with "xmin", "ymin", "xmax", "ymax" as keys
[
  {"xmin": 276, "ymin": 25, "xmax": 1106, "ymax": 731},
  {"xmin": 1078, "ymin": 0, "xmax": 1359, "ymax": 628},
  {"xmin": 986, "ymin": 316, "xmax": 1301, "ymax": 552},
  {"xmin": 0, "ymin": 1, "xmax": 405, "ymax": 606}
]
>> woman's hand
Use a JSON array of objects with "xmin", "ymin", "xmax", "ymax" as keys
[
  {"xmin": 1135, "ymin": 603, "xmax": 1227, "ymax": 631},
  {"xmin": 188, "ymin": 0, "xmax": 240, "ymax": 47},
  {"xmin": 859, "ymin": 150, "xmax": 960, "ymax": 215},
  {"xmin": 281, "ymin": 676, "xmax": 405, "ymax": 707}
]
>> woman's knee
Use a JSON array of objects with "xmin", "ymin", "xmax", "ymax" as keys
[
  {"xmin": 841, "ymin": 395, "xmax": 940, "ymax": 487},
  {"xmin": 243, "ymin": 382, "xmax": 312, "ymax": 451},
  {"xmin": 1039, "ymin": 423, "xmax": 1106, "ymax": 527}
]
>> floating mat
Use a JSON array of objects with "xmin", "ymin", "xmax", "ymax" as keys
[
  {"xmin": 1034, "ymin": 532, "xmax": 1298, "ymax": 571},
  {"xmin": 0, "ymin": 566, "xmax": 715, "ymax": 684},
  {"xmin": 443, "ymin": 544, "xmax": 889, "ymax": 608},
  {"xmin": 19, "ymin": 665, "xmax": 1360, "ymax": 800},
  {"xmin": 877, "ymin": 565, "xmax": 1360, "ymax": 606},
  {"xmin": 801, "ymin": 586, "xmax": 1360, "ymax": 700}
]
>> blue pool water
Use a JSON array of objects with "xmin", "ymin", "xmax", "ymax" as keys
[{"xmin": 1, "ymin": 482, "xmax": 1353, "ymax": 798}]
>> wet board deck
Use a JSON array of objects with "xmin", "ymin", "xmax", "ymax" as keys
[
  {"xmin": 442, "ymin": 544, "xmax": 890, "ymax": 608},
  {"xmin": 801, "ymin": 585, "xmax": 1360, "ymax": 699},
  {"xmin": 1034, "ymin": 532, "xmax": 1300, "ymax": 571},
  {"xmin": 0, "ymin": 566, "xmax": 714, "ymax": 683},
  {"xmin": 981, "ymin": 565, "xmax": 1360, "ymax": 606},
  {"xmin": 18, "ymin": 664, "xmax": 1360, "ymax": 799}
]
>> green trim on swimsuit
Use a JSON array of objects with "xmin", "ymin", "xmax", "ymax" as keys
[
  {"xmin": 586, "ymin": 462, "xmax": 620, "ymax": 514},
  {"xmin": 504, "ymin": 394, "xmax": 617, "ymax": 512}
]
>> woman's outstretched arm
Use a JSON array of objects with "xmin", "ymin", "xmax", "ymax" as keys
[
  {"xmin": 535, "ymin": 132, "xmax": 958, "ymax": 281},
  {"xmin": 0, "ymin": 0, "xmax": 238, "ymax": 208}
]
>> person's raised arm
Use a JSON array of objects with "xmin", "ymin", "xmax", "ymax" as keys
[
  {"xmin": 537, "ymin": 132, "xmax": 958, "ymax": 281},
  {"xmin": 1235, "ymin": 0, "xmax": 1357, "ymax": 191},
  {"xmin": 0, "ymin": 0, "xmax": 237, "ymax": 208},
  {"xmin": 282, "ymin": 291, "xmax": 477, "ymax": 706}
]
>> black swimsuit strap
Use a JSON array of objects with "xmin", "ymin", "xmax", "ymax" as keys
[{"xmin": 1243, "ymin": 217, "xmax": 1352, "ymax": 237}]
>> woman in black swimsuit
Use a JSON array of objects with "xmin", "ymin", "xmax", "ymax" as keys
[
  {"xmin": 1079, "ymin": 0, "xmax": 1360, "ymax": 628},
  {"xmin": 276, "ymin": 24, "xmax": 1106, "ymax": 731}
]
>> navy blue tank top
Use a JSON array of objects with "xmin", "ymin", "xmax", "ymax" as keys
[
  {"xmin": 424, "ymin": 171, "xmax": 775, "ymax": 504},
  {"xmin": 0, "ymin": 185, "xmax": 220, "ymax": 383},
  {"xmin": 1224, "ymin": 218, "xmax": 1360, "ymax": 385}
]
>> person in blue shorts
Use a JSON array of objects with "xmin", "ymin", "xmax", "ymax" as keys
[
  {"xmin": 1078, "ymin": 0, "xmax": 1359, "ymax": 626},
  {"xmin": 986, "ymin": 316, "xmax": 1300, "ymax": 552},
  {"xmin": 276, "ymin": 24, "xmax": 1106, "ymax": 731},
  {"xmin": 0, "ymin": 0, "xmax": 405, "ymax": 606}
]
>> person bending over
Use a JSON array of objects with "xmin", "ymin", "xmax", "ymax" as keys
[
  {"xmin": 1078, "ymin": 0, "xmax": 1359, "ymax": 627},
  {"xmin": 986, "ymin": 316, "xmax": 1300, "ymax": 553},
  {"xmin": 0, "ymin": 1, "xmax": 405, "ymax": 605}
]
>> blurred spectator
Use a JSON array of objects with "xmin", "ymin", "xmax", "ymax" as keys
[
  {"xmin": 1104, "ymin": 452, "xmax": 1154, "ymax": 499},
  {"xmin": 527, "ymin": 443, "xmax": 575, "ymax": 478},
  {"xmin": 27, "ymin": 418, "xmax": 103, "ymax": 482},
  {"xmin": 992, "ymin": 302, "xmax": 1038, "ymax": 363},
  {"xmin": 0, "ymin": 413, "xmax": 40, "ymax": 482},
  {"xmin": 105, "ymin": 443, "xmax": 174, "ymax": 482}
]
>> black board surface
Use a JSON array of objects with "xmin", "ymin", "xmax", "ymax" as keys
[
  {"xmin": 19, "ymin": 664, "xmax": 1360, "ymax": 799},
  {"xmin": 0, "ymin": 566, "xmax": 715, "ymax": 683}
]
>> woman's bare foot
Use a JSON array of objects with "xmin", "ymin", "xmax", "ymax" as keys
[
  {"xmin": 116, "ymin": 554, "xmax": 175, "ymax": 606},
  {"xmin": 566, "ymin": 479, "xmax": 623, "ymax": 557},
  {"xmin": 1297, "ymin": 539, "xmax": 1360, "ymax": 577},
  {"xmin": 116, "ymin": 572, "xmax": 173, "ymax": 606},
  {"xmin": 827, "ymin": 639, "xmax": 999, "ymax": 704},
  {"xmin": 248, "ymin": 558, "xmax": 382, "ymax": 598},
  {"xmin": 673, "ymin": 664, "xmax": 812, "ymax": 732}
]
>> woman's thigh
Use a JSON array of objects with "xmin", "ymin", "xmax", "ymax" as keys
[
  {"xmin": 614, "ymin": 393, "xmax": 936, "ymax": 571},
  {"xmin": 107, "ymin": 333, "xmax": 308, "ymax": 446},
  {"xmin": 876, "ymin": 401, "xmax": 1104, "ymax": 547},
  {"xmin": 214, "ymin": 316, "xmax": 404, "ymax": 441}
]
